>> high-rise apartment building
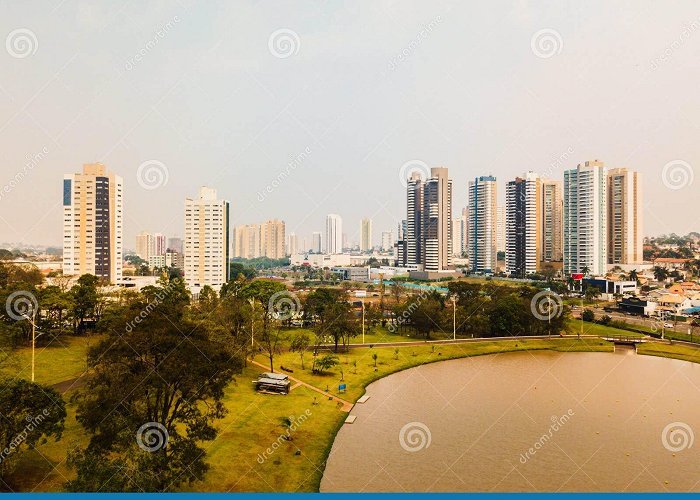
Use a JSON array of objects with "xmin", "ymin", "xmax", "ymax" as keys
[
  {"xmin": 136, "ymin": 231, "xmax": 154, "ymax": 260},
  {"xmin": 287, "ymin": 233, "xmax": 298, "ymax": 256},
  {"xmin": 63, "ymin": 163, "xmax": 123, "ymax": 283},
  {"xmin": 452, "ymin": 218, "xmax": 462, "ymax": 258},
  {"xmin": 153, "ymin": 233, "xmax": 166, "ymax": 257},
  {"xmin": 459, "ymin": 207, "xmax": 469, "ymax": 257},
  {"xmin": 564, "ymin": 160, "xmax": 607, "ymax": 276},
  {"xmin": 541, "ymin": 180, "xmax": 563, "ymax": 263},
  {"xmin": 261, "ymin": 219, "xmax": 286, "ymax": 259},
  {"xmin": 184, "ymin": 187, "xmax": 230, "ymax": 289},
  {"xmin": 505, "ymin": 172, "xmax": 542, "ymax": 277},
  {"xmin": 312, "ymin": 232, "xmax": 322, "ymax": 253},
  {"xmin": 360, "ymin": 218, "xmax": 373, "ymax": 252},
  {"xmin": 468, "ymin": 176, "xmax": 498, "ymax": 273},
  {"xmin": 234, "ymin": 224, "xmax": 261, "ymax": 259},
  {"xmin": 325, "ymin": 214, "xmax": 343, "ymax": 254},
  {"xmin": 406, "ymin": 172, "xmax": 423, "ymax": 266},
  {"xmin": 607, "ymin": 168, "xmax": 643, "ymax": 265},
  {"xmin": 381, "ymin": 230, "xmax": 394, "ymax": 252},
  {"xmin": 421, "ymin": 167, "xmax": 453, "ymax": 271},
  {"xmin": 496, "ymin": 205, "xmax": 506, "ymax": 254}
]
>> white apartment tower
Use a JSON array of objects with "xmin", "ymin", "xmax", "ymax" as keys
[
  {"xmin": 311, "ymin": 232, "xmax": 322, "ymax": 253},
  {"xmin": 541, "ymin": 180, "xmax": 564, "ymax": 263},
  {"xmin": 184, "ymin": 187, "xmax": 230, "ymax": 289},
  {"xmin": 406, "ymin": 172, "xmax": 423, "ymax": 267},
  {"xmin": 564, "ymin": 160, "xmax": 607, "ymax": 276},
  {"xmin": 63, "ymin": 163, "xmax": 123, "ymax": 284},
  {"xmin": 468, "ymin": 176, "xmax": 498, "ymax": 273},
  {"xmin": 325, "ymin": 214, "xmax": 343, "ymax": 254},
  {"xmin": 287, "ymin": 233, "xmax": 298, "ymax": 256}
]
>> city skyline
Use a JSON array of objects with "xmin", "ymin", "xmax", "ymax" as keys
[{"xmin": 1, "ymin": 1, "xmax": 699, "ymax": 248}]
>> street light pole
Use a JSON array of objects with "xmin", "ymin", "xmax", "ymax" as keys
[
  {"xmin": 22, "ymin": 311, "xmax": 40, "ymax": 383},
  {"xmin": 248, "ymin": 298, "xmax": 255, "ymax": 348},
  {"xmin": 452, "ymin": 296, "xmax": 456, "ymax": 341},
  {"xmin": 362, "ymin": 298, "xmax": 365, "ymax": 344}
]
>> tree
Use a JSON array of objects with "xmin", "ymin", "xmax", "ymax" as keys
[
  {"xmin": 629, "ymin": 269, "xmax": 639, "ymax": 284},
  {"xmin": 67, "ymin": 280, "xmax": 240, "ymax": 492},
  {"xmin": 260, "ymin": 327, "xmax": 288, "ymax": 373},
  {"xmin": 290, "ymin": 332, "xmax": 311, "ymax": 370},
  {"xmin": 582, "ymin": 309, "xmax": 595, "ymax": 322},
  {"xmin": 70, "ymin": 274, "xmax": 100, "ymax": 334},
  {"xmin": 313, "ymin": 353, "xmax": 339, "ymax": 374},
  {"xmin": 0, "ymin": 380, "xmax": 67, "ymax": 484},
  {"xmin": 653, "ymin": 266, "xmax": 669, "ymax": 282}
]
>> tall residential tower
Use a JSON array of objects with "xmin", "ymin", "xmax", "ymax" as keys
[{"xmin": 468, "ymin": 176, "xmax": 498, "ymax": 273}]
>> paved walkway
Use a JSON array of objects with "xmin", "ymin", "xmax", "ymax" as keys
[{"xmin": 249, "ymin": 359, "xmax": 353, "ymax": 412}]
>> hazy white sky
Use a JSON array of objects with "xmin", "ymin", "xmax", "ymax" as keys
[{"xmin": 0, "ymin": 0, "xmax": 699, "ymax": 249}]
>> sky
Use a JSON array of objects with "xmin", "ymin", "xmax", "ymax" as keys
[{"xmin": 0, "ymin": 0, "xmax": 699, "ymax": 250}]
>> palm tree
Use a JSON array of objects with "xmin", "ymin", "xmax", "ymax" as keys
[
  {"xmin": 629, "ymin": 269, "xmax": 639, "ymax": 284},
  {"xmin": 581, "ymin": 265, "xmax": 590, "ymax": 276}
]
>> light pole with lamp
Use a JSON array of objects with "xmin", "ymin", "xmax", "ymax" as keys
[
  {"xmin": 22, "ymin": 310, "xmax": 44, "ymax": 383},
  {"xmin": 451, "ymin": 295, "xmax": 457, "ymax": 341}
]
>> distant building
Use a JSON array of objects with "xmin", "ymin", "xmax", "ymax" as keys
[
  {"xmin": 468, "ymin": 176, "xmax": 498, "ymax": 273},
  {"xmin": 406, "ymin": 172, "xmax": 423, "ymax": 267},
  {"xmin": 233, "ymin": 224, "xmax": 261, "ymax": 259},
  {"xmin": 564, "ymin": 160, "xmax": 607, "ymax": 276},
  {"xmin": 421, "ymin": 167, "xmax": 453, "ymax": 272},
  {"xmin": 287, "ymin": 233, "xmax": 298, "ymax": 256},
  {"xmin": 165, "ymin": 250, "xmax": 184, "ymax": 270},
  {"xmin": 63, "ymin": 163, "xmax": 123, "ymax": 283},
  {"xmin": 325, "ymin": 214, "xmax": 343, "ymax": 254},
  {"xmin": 261, "ymin": 219, "xmax": 286, "ymax": 259},
  {"xmin": 184, "ymin": 187, "xmax": 230, "ymax": 289},
  {"xmin": 136, "ymin": 231, "xmax": 154, "ymax": 260},
  {"xmin": 381, "ymin": 230, "xmax": 394, "ymax": 252},
  {"xmin": 153, "ymin": 233, "xmax": 166, "ymax": 257},
  {"xmin": 167, "ymin": 237, "xmax": 183, "ymax": 255},
  {"xmin": 360, "ymin": 218, "xmax": 373, "ymax": 252},
  {"xmin": 331, "ymin": 266, "xmax": 371, "ymax": 282},
  {"xmin": 607, "ymin": 167, "xmax": 643, "ymax": 265},
  {"xmin": 311, "ymin": 231, "xmax": 322, "ymax": 253}
]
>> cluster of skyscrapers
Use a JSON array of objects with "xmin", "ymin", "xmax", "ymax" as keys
[
  {"xmin": 395, "ymin": 159, "xmax": 643, "ymax": 278},
  {"xmin": 60, "ymin": 158, "xmax": 643, "ymax": 291}
]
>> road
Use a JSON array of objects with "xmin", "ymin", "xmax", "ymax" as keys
[{"xmin": 571, "ymin": 308, "xmax": 694, "ymax": 334}]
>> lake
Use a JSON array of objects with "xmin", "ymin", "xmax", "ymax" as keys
[{"xmin": 321, "ymin": 349, "xmax": 700, "ymax": 492}]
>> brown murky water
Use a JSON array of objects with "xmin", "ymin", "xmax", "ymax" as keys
[{"xmin": 321, "ymin": 349, "xmax": 700, "ymax": 492}]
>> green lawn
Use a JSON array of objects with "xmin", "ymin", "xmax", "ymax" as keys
[
  {"xmin": 0, "ymin": 334, "xmax": 101, "ymax": 387},
  {"xmin": 564, "ymin": 320, "xmax": 646, "ymax": 339},
  {"xmin": 637, "ymin": 341, "xmax": 700, "ymax": 364}
]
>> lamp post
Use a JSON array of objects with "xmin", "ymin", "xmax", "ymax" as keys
[
  {"xmin": 361, "ymin": 298, "xmax": 365, "ymax": 345},
  {"xmin": 22, "ymin": 310, "xmax": 43, "ymax": 383},
  {"xmin": 451, "ymin": 295, "xmax": 457, "ymax": 341},
  {"xmin": 248, "ymin": 298, "xmax": 255, "ymax": 348}
]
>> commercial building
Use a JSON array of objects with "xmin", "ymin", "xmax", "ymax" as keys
[
  {"xmin": 505, "ymin": 172, "xmax": 542, "ymax": 277},
  {"xmin": 184, "ymin": 187, "xmax": 230, "ymax": 290},
  {"xmin": 468, "ymin": 176, "xmax": 498, "ymax": 273},
  {"xmin": 62, "ymin": 163, "xmax": 123, "ymax": 283},
  {"xmin": 607, "ymin": 167, "xmax": 643, "ymax": 265},
  {"xmin": 563, "ymin": 160, "xmax": 607, "ymax": 276}
]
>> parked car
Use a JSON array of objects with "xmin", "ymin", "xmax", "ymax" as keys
[{"xmin": 664, "ymin": 323, "xmax": 674, "ymax": 328}]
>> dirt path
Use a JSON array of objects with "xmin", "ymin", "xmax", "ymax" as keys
[{"xmin": 249, "ymin": 359, "xmax": 353, "ymax": 412}]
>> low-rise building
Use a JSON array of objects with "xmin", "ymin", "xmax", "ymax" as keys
[{"xmin": 331, "ymin": 266, "xmax": 371, "ymax": 282}]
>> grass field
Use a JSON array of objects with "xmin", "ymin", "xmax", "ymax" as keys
[
  {"xmin": 636, "ymin": 341, "xmax": 700, "ymax": 364},
  {"xmin": 7, "ymin": 336, "xmax": 612, "ymax": 492},
  {"xmin": 0, "ymin": 334, "xmax": 101, "ymax": 387},
  {"xmin": 564, "ymin": 320, "xmax": 647, "ymax": 339}
]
